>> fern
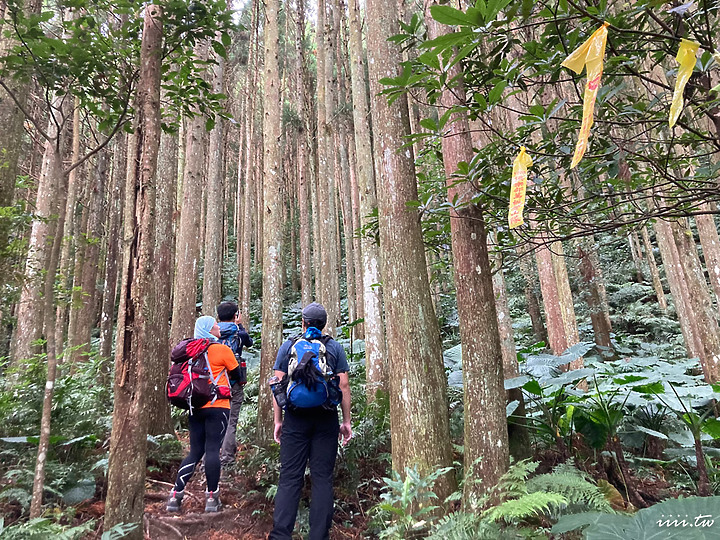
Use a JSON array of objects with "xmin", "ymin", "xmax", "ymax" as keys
[
  {"xmin": 526, "ymin": 462, "xmax": 614, "ymax": 514},
  {"xmin": 482, "ymin": 492, "xmax": 568, "ymax": 524}
]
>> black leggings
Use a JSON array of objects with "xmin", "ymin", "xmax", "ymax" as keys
[{"xmin": 173, "ymin": 407, "xmax": 229, "ymax": 493}]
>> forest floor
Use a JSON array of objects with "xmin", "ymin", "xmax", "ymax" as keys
[{"xmin": 72, "ymin": 435, "xmax": 375, "ymax": 540}]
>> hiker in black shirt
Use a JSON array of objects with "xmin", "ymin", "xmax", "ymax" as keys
[{"xmin": 269, "ymin": 303, "xmax": 352, "ymax": 540}]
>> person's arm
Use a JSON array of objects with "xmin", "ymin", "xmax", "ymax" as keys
[
  {"xmin": 338, "ymin": 372, "xmax": 352, "ymax": 445},
  {"xmin": 220, "ymin": 344, "xmax": 240, "ymax": 385},
  {"xmin": 272, "ymin": 369, "xmax": 286, "ymax": 443},
  {"xmin": 238, "ymin": 324, "xmax": 253, "ymax": 347}
]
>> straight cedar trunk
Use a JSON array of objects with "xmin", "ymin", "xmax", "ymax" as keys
[
  {"xmin": 654, "ymin": 219, "xmax": 703, "ymax": 359},
  {"xmin": 425, "ymin": 3, "xmax": 509, "ymax": 498},
  {"xmin": 257, "ymin": 0, "xmax": 282, "ymax": 444},
  {"xmin": 55, "ymin": 103, "xmax": 83, "ymax": 361},
  {"xmin": 29, "ymin": 117, "xmax": 72, "ymax": 519},
  {"xmin": 346, "ymin": 0, "xmax": 386, "ymax": 397},
  {"xmin": 317, "ymin": 0, "xmax": 340, "ymax": 334},
  {"xmin": 67, "ymin": 148, "xmax": 109, "ymax": 365},
  {"xmin": 641, "ymin": 226, "xmax": 667, "ymax": 312},
  {"xmin": 334, "ymin": 0, "xmax": 356, "ymax": 325},
  {"xmin": 0, "ymin": 0, "xmax": 42, "ymax": 264},
  {"xmin": 104, "ymin": 7, "xmax": 162, "ymax": 536},
  {"xmin": 170, "ymin": 40, "xmax": 209, "ymax": 346},
  {"xmin": 577, "ymin": 236, "xmax": 612, "ymax": 348},
  {"xmin": 202, "ymin": 52, "xmax": 225, "ymax": 315},
  {"xmin": 628, "ymin": 231, "xmax": 645, "ymax": 282},
  {"xmin": 99, "ymin": 135, "xmax": 126, "ymax": 361},
  {"xmin": 490, "ymin": 248, "xmax": 531, "ymax": 461},
  {"xmin": 518, "ymin": 253, "xmax": 548, "ymax": 344},
  {"xmin": 366, "ymin": 0, "xmax": 456, "ymax": 504},
  {"xmin": 295, "ymin": 0, "xmax": 312, "ymax": 305},
  {"xmin": 536, "ymin": 241, "xmax": 582, "ymax": 368},
  {"xmin": 240, "ymin": 0, "xmax": 259, "ymax": 327},
  {"xmin": 13, "ymin": 95, "xmax": 68, "ymax": 363},
  {"xmin": 147, "ymin": 128, "xmax": 177, "ymax": 436},
  {"xmin": 671, "ymin": 219, "xmax": 720, "ymax": 383},
  {"xmin": 696, "ymin": 206, "xmax": 720, "ymax": 307}
]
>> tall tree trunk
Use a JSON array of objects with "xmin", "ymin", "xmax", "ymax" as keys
[
  {"xmin": 202, "ymin": 52, "xmax": 225, "ymax": 315},
  {"xmin": 13, "ymin": 95, "xmax": 68, "ymax": 363},
  {"xmin": 0, "ymin": 0, "xmax": 42, "ymax": 268},
  {"xmin": 347, "ymin": 0, "xmax": 385, "ymax": 397},
  {"xmin": 696, "ymin": 205, "xmax": 720, "ymax": 307},
  {"xmin": 28, "ymin": 115, "xmax": 71, "ymax": 519},
  {"xmin": 257, "ymin": 0, "xmax": 282, "ymax": 445},
  {"xmin": 55, "ymin": 103, "xmax": 83, "ymax": 360},
  {"xmin": 654, "ymin": 219, "xmax": 703, "ymax": 359},
  {"xmin": 518, "ymin": 253, "xmax": 548, "ymax": 344},
  {"xmin": 240, "ymin": 0, "xmax": 258, "ymax": 327},
  {"xmin": 147, "ymin": 129, "xmax": 177, "ymax": 436},
  {"xmin": 366, "ymin": 0, "xmax": 456, "ymax": 503},
  {"xmin": 317, "ymin": 0, "xmax": 340, "ymax": 334},
  {"xmin": 641, "ymin": 226, "xmax": 667, "ymax": 312},
  {"xmin": 577, "ymin": 236, "xmax": 612, "ymax": 348},
  {"xmin": 425, "ymin": 0, "xmax": 508, "ymax": 499},
  {"xmin": 104, "ymin": 8, "xmax": 162, "ymax": 536},
  {"xmin": 671, "ymin": 220, "xmax": 720, "ymax": 383},
  {"xmin": 99, "ymin": 135, "xmax": 126, "ymax": 361},
  {"xmin": 170, "ymin": 40, "xmax": 209, "ymax": 346}
]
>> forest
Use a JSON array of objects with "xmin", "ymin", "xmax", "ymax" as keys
[{"xmin": 1, "ymin": 0, "xmax": 720, "ymax": 537}]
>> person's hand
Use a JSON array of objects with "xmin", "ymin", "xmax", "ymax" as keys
[
  {"xmin": 274, "ymin": 422, "xmax": 283, "ymax": 444},
  {"xmin": 339, "ymin": 421, "xmax": 352, "ymax": 446}
]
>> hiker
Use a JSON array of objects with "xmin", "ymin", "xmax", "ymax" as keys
[
  {"xmin": 269, "ymin": 302, "xmax": 352, "ymax": 540},
  {"xmin": 216, "ymin": 300, "xmax": 253, "ymax": 465},
  {"xmin": 166, "ymin": 315, "xmax": 241, "ymax": 513}
]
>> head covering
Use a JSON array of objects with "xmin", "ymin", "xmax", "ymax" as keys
[
  {"xmin": 302, "ymin": 302, "xmax": 327, "ymax": 329},
  {"xmin": 194, "ymin": 315, "xmax": 218, "ymax": 341}
]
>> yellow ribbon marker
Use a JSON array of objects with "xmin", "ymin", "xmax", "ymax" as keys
[
  {"xmin": 669, "ymin": 39, "xmax": 699, "ymax": 128},
  {"xmin": 562, "ymin": 22, "xmax": 610, "ymax": 169},
  {"xmin": 508, "ymin": 146, "xmax": 533, "ymax": 229}
]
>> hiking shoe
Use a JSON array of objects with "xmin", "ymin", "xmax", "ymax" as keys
[
  {"xmin": 166, "ymin": 490, "xmax": 183, "ymax": 513},
  {"xmin": 205, "ymin": 489, "xmax": 222, "ymax": 512}
]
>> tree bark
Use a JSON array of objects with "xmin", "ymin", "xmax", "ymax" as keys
[
  {"xmin": 202, "ymin": 52, "xmax": 225, "ymax": 315},
  {"xmin": 55, "ymin": 102, "xmax": 83, "ymax": 361},
  {"xmin": 347, "ymin": 0, "xmax": 385, "ymax": 397},
  {"xmin": 366, "ymin": 0, "xmax": 456, "ymax": 503},
  {"xmin": 257, "ymin": 0, "xmax": 283, "ymax": 445},
  {"xmin": 671, "ymin": 220, "xmax": 720, "ymax": 383},
  {"xmin": 99, "ymin": 135, "xmax": 126, "ymax": 361},
  {"xmin": 0, "ymin": 0, "xmax": 42, "ymax": 268},
  {"xmin": 170, "ymin": 40, "xmax": 209, "ymax": 346},
  {"xmin": 577, "ymin": 236, "xmax": 612, "ymax": 348},
  {"xmin": 147, "ymin": 128, "xmax": 177, "ymax": 436},
  {"xmin": 518, "ymin": 253, "xmax": 548, "ymax": 344},
  {"xmin": 13, "ymin": 95, "xmax": 68, "ymax": 363},
  {"xmin": 654, "ymin": 219, "xmax": 703, "ymax": 359},
  {"xmin": 240, "ymin": 0, "xmax": 259, "ymax": 327},
  {"xmin": 425, "ymin": 0, "xmax": 508, "ymax": 499},
  {"xmin": 641, "ymin": 226, "xmax": 667, "ymax": 312},
  {"xmin": 696, "ymin": 206, "xmax": 720, "ymax": 308},
  {"xmin": 104, "ymin": 7, "xmax": 162, "ymax": 536}
]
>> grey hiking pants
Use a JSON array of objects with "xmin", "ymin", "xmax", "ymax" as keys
[{"xmin": 220, "ymin": 383, "xmax": 244, "ymax": 464}]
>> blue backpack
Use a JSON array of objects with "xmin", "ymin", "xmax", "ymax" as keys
[{"xmin": 286, "ymin": 329, "xmax": 341, "ymax": 409}]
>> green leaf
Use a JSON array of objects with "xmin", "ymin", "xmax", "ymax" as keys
[
  {"xmin": 701, "ymin": 418, "xmax": 720, "ymax": 439},
  {"xmin": 419, "ymin": 118, "xmax": 438, "ymax": 131},
  {"xmin": 523, "ymin": 379, "xmax": 542, "ymax": 396},
  {"xmin": 431, "ymin": 5, "xmax": 474, "ymax": 26},
  {"xmin": 631, "ymin": 382, "xmax": 664, "ymax": 394}
]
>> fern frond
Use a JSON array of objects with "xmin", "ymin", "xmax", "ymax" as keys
[
  {"xmin": 482, "ymin": 492, "xmax": 568, "ymax": 524},
  {"xmin": 490, "ymin": 459, "xmax": 538, "ymax": 499},
  {"xmin": 428, "ymin": 512, "xmax": 501, "ymax": 540},
  {"xmin": 526, "ymin": 471, "xmax": 614, "ymax": 513}
]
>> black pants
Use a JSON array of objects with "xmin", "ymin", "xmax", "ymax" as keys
[
  {"xmin": 270, "ymin": 407, "xmax": 339, "ymax": 540},
  {"xmin": 173, "ymin": 407, "xmax": 229, "ymax": 493}
]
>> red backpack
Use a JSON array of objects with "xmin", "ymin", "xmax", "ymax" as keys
[{"xmin": 166, "ymin": 338, "xmax": 232, "ymax": 413}]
